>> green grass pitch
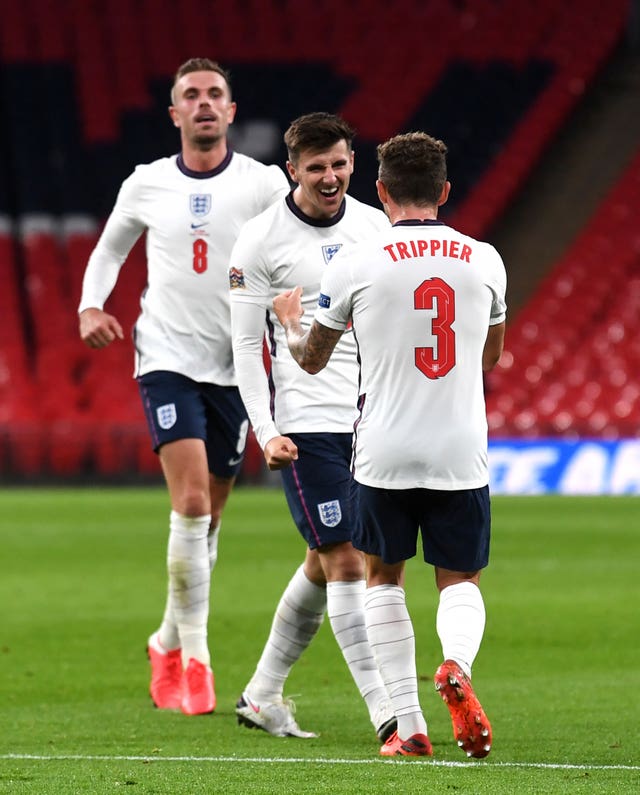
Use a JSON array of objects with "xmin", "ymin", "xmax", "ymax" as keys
[{"xmin": 0, "ymin": 487, "xmax": 639, "ymax": 794}]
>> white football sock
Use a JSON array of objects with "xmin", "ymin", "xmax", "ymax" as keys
[
  {"xmin": 157, "ymin": 519, "xmax": 219, "ymax": 652},
  {"xmin": 436, "ymin": 581, "xmax": 486, "ymax": 678},
  {"xmin": 157, "ymin": 600, "xmax": 180, "ymax": 653},
  {"xmin": 208, "ymin": 521, "xmax": 221, "ymax": 570},
  {"xmin": 245, "ymin": 565, "xmax": 326, "ymax": 703},
  {"xmin": 161, "ymin": 510, "xmax": 212, "ymax": 668},
  {"xmin": 327, "ymin": 580, "xmax": 392, "ymax": 730},
  {"xmin": 364, "ymin": 584, "xmax": 427, "ymax": 739}
]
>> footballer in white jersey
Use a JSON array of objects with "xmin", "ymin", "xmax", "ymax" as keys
[
  {"xmin": 229, "ymin": 191, "xmax": 389, "ymax": 450},
  {"xmin": 79, "ymin": 150, "xmax": 289, "ymax": 384},
  {"xmin": 77, "ymin": 59, "xmax": 294, "ymax": 718},
  {"xmin": 230, "ymin": 113, "xmax": 399, "ymax": 744},
  {"xmin": 273, "ymin": 132, "xmax": 504, "ymax": 760},
  {"xmin": 316, "ymin": 219, "xmax": 507, "ymax": 490}
]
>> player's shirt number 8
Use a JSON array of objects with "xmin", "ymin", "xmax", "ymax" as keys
[{"xmin": 193, "ymin": 239, "xmax": 208, "ymax": 274}]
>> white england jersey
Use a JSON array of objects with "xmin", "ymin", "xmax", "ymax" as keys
[
  {"xmin": 79, "ymin": 151, "xmax": 289, "ymax": 383},
  {"xmin": 316, "ymin": 219, "xmax": 507, "ymax": 490},
  {"xmin": 229, "ymin": 193, "xmax": 389, "ymax": 449}
]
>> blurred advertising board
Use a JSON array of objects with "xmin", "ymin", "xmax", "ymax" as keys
[{"xmin": 488, "ymin": 439, "xmax": 640, "ymax": 495}]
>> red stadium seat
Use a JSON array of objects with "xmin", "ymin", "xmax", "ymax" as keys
[{"xmin": 487, "ymin": 144, "xmax": 640, "ymax": 439}]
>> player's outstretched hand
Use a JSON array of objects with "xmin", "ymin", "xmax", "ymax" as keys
[
  {"xmin": 273, "ymin": 286, "xmax": 304, "ymax": 329},
  {"xmin": 264, "ymin": 435, "xmax": 299, "ymax": 470},
  {"xmin": 79, "ymin": 307, "xmax": 124, "ymax": 349}
]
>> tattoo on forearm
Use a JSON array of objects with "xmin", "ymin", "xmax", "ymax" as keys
[{"xmin": 285, "ymin": 321, "xmax": 342, "ymax": 373}]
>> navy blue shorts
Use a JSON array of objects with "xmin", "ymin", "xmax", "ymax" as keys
[
  {"xmin": 137, "ymin": 370, "xmax": 249, "ymax": 479},
  {"xmin": 279, "ymin": 432, "xmax": 355, "ymax": 549},
  {"xmin": 353, "ymin": 484, "xmax": 490, "ymax": 570}
]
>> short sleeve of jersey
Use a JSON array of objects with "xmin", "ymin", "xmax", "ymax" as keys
[
  {"xmin": 481, "ymin": 242, "xmax": 507, "ymax": 325},
  {"xmin": 314, "ymin": 248, "xmax": 355, "ymax": 331}
]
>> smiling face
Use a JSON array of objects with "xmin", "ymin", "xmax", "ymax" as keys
[
  {"xmin": 287, "ymin": 140, "xmax": 354, "ymax": 220},
  {"xmin": 169, "ymin": 70, "xmax": 236, "ymax": 150}
]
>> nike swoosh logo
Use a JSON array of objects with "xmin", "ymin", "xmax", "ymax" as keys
[
  {"xmin": 244, "ymin": 695, "xmax": 260, "ymax": 714},
  {"xmin": 228, "ymin": 455, "xmax": 243, "ymax": 466},
  {"xmin": 191, "ymin": 222, "xmax": 207, "ymax": 229}
]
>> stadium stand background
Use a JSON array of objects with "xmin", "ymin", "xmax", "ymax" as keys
[{"xmin": 0, "ymin": 0, "xmax": 638, "ymax": 482}]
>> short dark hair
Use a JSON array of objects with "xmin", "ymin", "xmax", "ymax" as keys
[
  {"xmin": 377, "ymin": 132, "xmax": 448, "ymax": 206},
  {"xmin": 171, "ymin": 58, "xmax": 232, "ymax": 103},
  {"xmin": 284, "ymin": 112, "xmax": 355, "ymax": 164}
]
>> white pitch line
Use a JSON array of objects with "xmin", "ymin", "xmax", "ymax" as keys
[{"xmin": 2, "ymin": 754, "xmax": 639, "ymax": 772}]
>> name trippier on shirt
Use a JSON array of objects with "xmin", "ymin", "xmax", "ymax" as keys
[{"xmin": 383, "ymin": 238, "xmax": 472, "ymax": 263}]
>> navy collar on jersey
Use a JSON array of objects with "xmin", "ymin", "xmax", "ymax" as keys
[
  {"xmin": 285, "ymin": 190, "xmax": 347, "ymax": 227},
  {"xmin": 392, "ymin": 219, "xmax": 445, "ymax": 227},
  {"xmin": 176, "ymin": 148, "xmax": 233, "ymax": 179}
]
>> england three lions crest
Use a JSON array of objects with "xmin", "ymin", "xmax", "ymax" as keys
[
  {"xmin": 157, "ymin": 403, "xmax": 177, "ymax": 430},
  {"xmin": 318, "ymin": 500, "xmax": 342, "ymax": 527},
  {"xmin": 322, "ymin": 243, "xmax": 342, "ymax": 264},
  {"xmin": 190, "ymin": 194, "xmax": 211, "ymax": 217}
]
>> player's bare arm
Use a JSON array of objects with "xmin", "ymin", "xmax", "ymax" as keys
[
  {"xmin": 273, "ymin": 287, "xmax": 342, "ymax": 374},
  {"xmin": 482, "ymin": 322, "xmax": 505, "ymax": 371},
  {"xmin": 79, "ymin": 307, "xmax": 124, "ymax": 349}
]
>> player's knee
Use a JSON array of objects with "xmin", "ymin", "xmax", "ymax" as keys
[
  {"xmin": 319, "ymin": 542, "xmax": 365, "ymax": 581},
  {"xmin": 174, "ymin": 488, "xmax": 211, "ymax": 518}
]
